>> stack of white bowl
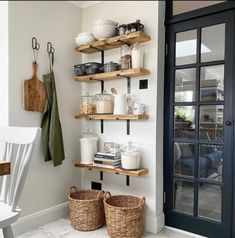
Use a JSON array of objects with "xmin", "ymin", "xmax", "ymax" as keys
[
  {"xmin": 92, "ymin": 19, "xmax": 118, "ymax": 40},
  {"xmin": 75, "ymin": 32, "xmax": 95, "ymax": 46}
]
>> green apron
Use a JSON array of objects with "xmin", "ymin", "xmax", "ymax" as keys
[{"xmin": 41, "ymin": 53, "xmax": 65, "ymax": 166}]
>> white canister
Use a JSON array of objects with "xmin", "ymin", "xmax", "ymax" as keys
[
  {"xmin": 121, "ymin": 141, "xmax": 141, "ymax": 170},
  {"xmin": 114, "ymin": 94, "xmax": 127, "ymax": 115},
  {"xmin": 121, "ymin": 151, "xmax": 141, "ymax": 170},
  {"xmin": 131, "ymin": 43, "xmax": 143, "ymax": 68},
  {"xmin": 80, "ymin": 133, "xmax": 98, "ymax": 164}
]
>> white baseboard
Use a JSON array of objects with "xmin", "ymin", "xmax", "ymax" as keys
[
  {"xmin": 145, "ymin": 212, "xmax": 165, "ymax": 234},
  {"xmin": 12, "ymin": 202, "xmax": 69, "ymax": 236}
]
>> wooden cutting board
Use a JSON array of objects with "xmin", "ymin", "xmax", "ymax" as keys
[{"xmin": 24, "ymin": 62, "xmax": 46, "ymax": 112}]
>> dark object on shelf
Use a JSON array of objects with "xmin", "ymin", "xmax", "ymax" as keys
[
  {"xmin": 103, "ymin": 61, "xmax": 120, "ymax": 72},
  {"xmin": 85, "ymin": 62, "xmax": 103, "ymax": 75},
  {"xmin": 74, "ymin": 64, "xmax": 87, "ymax": 76},
  {"xmin": 117, "ymin": 20, "xmax": 144, "ymax": 36}
]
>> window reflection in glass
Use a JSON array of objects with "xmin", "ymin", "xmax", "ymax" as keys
[
  {"xmin": 200, "ymin": 65, "xmax": 224, "ymax": 102},
  {"xmin": 176, "ymin": 30, "xmax": 197, "ymax": 66},
  {"xmin": 198, "ymin": 183, "xmax": 222, "ymax": 221},
  {"xmin": 199, "ymin": 144, "xmax": 223, "ymax": 182},
  {"xmin": 175, "ymin": 68, "xmax": 196, "ymax": 102},
  {"xmin": 174, "ymin": 142, "xmax": 195, "ymax": 177},
  {"xmin": 200, "ymin": 105, "xmax": 223, "ymax": 142},
  {"xmin": 201, "ymin": 24, "xmax": 225, "ymax": 62},
  {"xmin": 174, "ymin": 179, "xmax": 194, "ymax": 215},
  {"xmin": 174, "ymin": 106, "xmax": 195, "ymax": 139}
]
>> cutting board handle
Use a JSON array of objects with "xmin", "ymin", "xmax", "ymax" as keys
[{"xmin": 32, "ymin": 62, "xmax": 38, "ymax": 77}]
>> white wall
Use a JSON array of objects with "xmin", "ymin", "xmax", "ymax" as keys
[
  {"xmin": 8, "ymin": 1, "xmax": 82, "ymax": 233},
  {"xmin": 0, "ymin": 1, "xmax": 9, "ymax": 126},
  {"xmin": 81, "ymin": 1, "xmax": 165, "ymax": 233},
  {"xmin": 6, "ymin": 1, "xmax": 165, "ymax": 235}
]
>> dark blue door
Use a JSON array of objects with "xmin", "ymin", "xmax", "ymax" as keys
[{"xmin": 164, "ymin": 10, "xmax": 235, "ymax": 238}]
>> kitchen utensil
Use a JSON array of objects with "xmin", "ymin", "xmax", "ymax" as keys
[
  {"xmin": 111, "ymin": 88, "xmax": 117, "ymax": 95},
  {"xmin": 74, "ymin": 64, "xmax": 87, "ymax": 76},
  {"xmin": 24, "ymin": 62, "xmax": 46, "ymax": 112},
  {"xmin": 75, "ymin": 32, "xmax": 95, "ymax": 46},
  {"xmin": 95, "ymin": 90, "xmax": 114, "ymax": 114},
  {"xmin": 117, "ymin": 24, "xmax": 126, "ymax": 36},
  {"xmin": 80, "ymin": 93, "xmax": 96, "ymax": 115},
  {"xmin": 121, "ymin": 141, "xmax": 141, "ymax": 170},
  {"xmin": 114, "ymin": 94, "xmax": 127, "ymax": 115},
  {"xmin": 130, "ymin": 19, "xmax": 144, "ymax": 32},
  {"xmin": 80, "ymin": 131, "xmax": 98, "ymax": 164},
  {"xmin": 85, "ymin": 62, "xmax": 102, "ymax": 75},
  {"xmin": 131, "ymin": 43, "xmax": 144, "ymax": 68},
  {"xmin": 103, "ymin": 61, "xmax": 120, "ymax": 72},
  {"xmin": 92, "ymin": 19, "xmax": 118, "ymax": 40}
]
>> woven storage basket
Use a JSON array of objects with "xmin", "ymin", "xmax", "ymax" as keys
[
  {"xmin": 68, "ymin": 186, "xmax": 105, "ymax": 231},
  {"xmin": 104, "ymin": 192, "xmax": 145, "ymax": 238}
]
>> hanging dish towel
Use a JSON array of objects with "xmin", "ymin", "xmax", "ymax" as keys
[{"xmin": 41, "ymin": 48, "xmax": 65, "ymax": 166}]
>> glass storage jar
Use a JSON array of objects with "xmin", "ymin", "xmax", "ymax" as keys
[
  {"xmin": 79, "ymin": 93, "xmax": 96, "ymax": 115},
  {"xmin": 80, "ymin": 131, "xmax": 98, "ymax": 164},
  {"xmin": 120, "ymin": 45, "xmax": 132, "ymax": 70},
  {"xmin": 95, "ymin": 90, "xmax": 114, "ymax": 114}
]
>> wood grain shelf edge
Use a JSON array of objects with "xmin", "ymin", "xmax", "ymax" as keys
[{"xmin": 74, "ymin": 162, "xmax": 149, "ymax": 177}]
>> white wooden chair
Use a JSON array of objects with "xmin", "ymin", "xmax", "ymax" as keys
[{"xmin": 0, "ymin": 127, "xmax": 41, "ymax": 238}]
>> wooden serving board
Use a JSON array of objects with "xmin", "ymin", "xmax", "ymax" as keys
[
  {"xmin": 24, "ymin": 62, "xmax": 46, "ymax": 112},
  {"xmin": 0, "ymin": 161, "xmax": 10, "ymax": 176}
]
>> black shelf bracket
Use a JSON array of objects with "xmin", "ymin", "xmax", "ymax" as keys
[
  {"xmin": 126, "ymin": 176, "xmax": 130, "ymax": 186},
  {"xmin": 127, "ymin": 119, "xmax": 130, "ymax": 135},
  {"xmin": 100, "ymin": 171, "xmax": 103, "ymax": 181},
  {"xmin": 101, "ymin": 119, "xmax": 104, "ymax": 134},
  {"xmin": 117, "ymin": 39, "xmax": 131, "ymax": 47}
]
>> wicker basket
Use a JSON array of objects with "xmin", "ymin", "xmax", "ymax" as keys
[
  {"xmin": 104, "ymin": 192, "xmax": 145, "ymax": 238},
  {"xmin": 68, "ymin": 186, "xmax": 105, "ymax": 231}
]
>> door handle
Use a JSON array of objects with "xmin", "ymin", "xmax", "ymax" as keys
[{"xmin": 225, "ymin": 121, "xmax": 232, "ymax": 126}]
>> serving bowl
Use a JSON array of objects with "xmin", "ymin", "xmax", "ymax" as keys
[
  {"xmin": 92, "ymin": 19, "xmax": 118, "ymax": 40},
  {"xmin": 75, "ymin": 32, "xmax": 95, "ymax": 46}
]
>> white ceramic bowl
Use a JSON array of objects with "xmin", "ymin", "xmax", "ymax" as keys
[
  {"xmin": 75, "ymin": 32, "xmax": 95, "ymax": 46},
  {"xmin": 94, "ymin": 19, "xmax": 118, "ymax": 26},
  {"xmin": 92, "ymin": 24, "xmax": 117, "ymax": 40}
]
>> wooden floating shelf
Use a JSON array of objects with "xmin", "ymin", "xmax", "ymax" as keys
[
  {"xmin": 74, "ymin": 162, "xmax": 149, "ymax": 177},
  {"xmin": 75, "ymin": 68, "xmax": 150, "ymax": 82},
  {"xmin": 0, "ymin": 161, "xmax": 10, "ymax": 176},
  {"xmin": 75, "ymin": 31, "xmax": 151, "ymax": 54},
  {"xmin": 75, "ymin": 114, "xmax": 149, "ymax": 120}
]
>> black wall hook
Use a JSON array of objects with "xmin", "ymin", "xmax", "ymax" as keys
[{"xmin": 32, "ymin": 37, "xmax": 40, "ymax": 63}]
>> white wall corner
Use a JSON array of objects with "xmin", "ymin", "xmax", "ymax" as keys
[
  {"xmin": 12, "ymin": 202, "xmax": 69, "ymax": 236},
  {"xmin": 145, "ymin": 212, "xmax": 165, "ymax": 234}
]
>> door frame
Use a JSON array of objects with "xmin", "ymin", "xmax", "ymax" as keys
[{"xmin": 164, "ymin": 6, "xmax": 235, "ymax": 238}]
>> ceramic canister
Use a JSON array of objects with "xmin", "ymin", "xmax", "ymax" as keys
[{"xmin": 114, "ymin": 94, "xmax": 127, "ymax": 115}]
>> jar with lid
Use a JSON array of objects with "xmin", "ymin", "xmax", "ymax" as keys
[
  {"xmin": 79, "ymin": 93, "xmax": 96, "ymax": 115},
  {"xmin": 94, "ymin": 90, "xmax": 114, "ymax": 114},
  {"xmin": 120, "ymin": 45, "xmax": 132, "ymax": 70},
  {"xmin": 80, "ymin": 131, "xmax": 98, "ymax": 164},
  {"xmin": 131, "ymin": 43, "xmax": 143, "ymax": 68},
  {"xmin": 121, "ymin": 141, "xmax": 141, "ymax": 170}
]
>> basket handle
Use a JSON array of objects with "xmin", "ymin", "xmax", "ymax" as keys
[
  {"xmin": 70, "ymin": 186, "xmax": 79, "ymax": 195},
  {"xmin": 104, "ymin": 191, "xmax": 112, "ymax": 200},
  {"xmin": 139, "ymin": 196, "xmax": 145, "ymax": 207},
  {"xmin": 97, "ymin": 190, "xmax": 105, "ymax": 199}
]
